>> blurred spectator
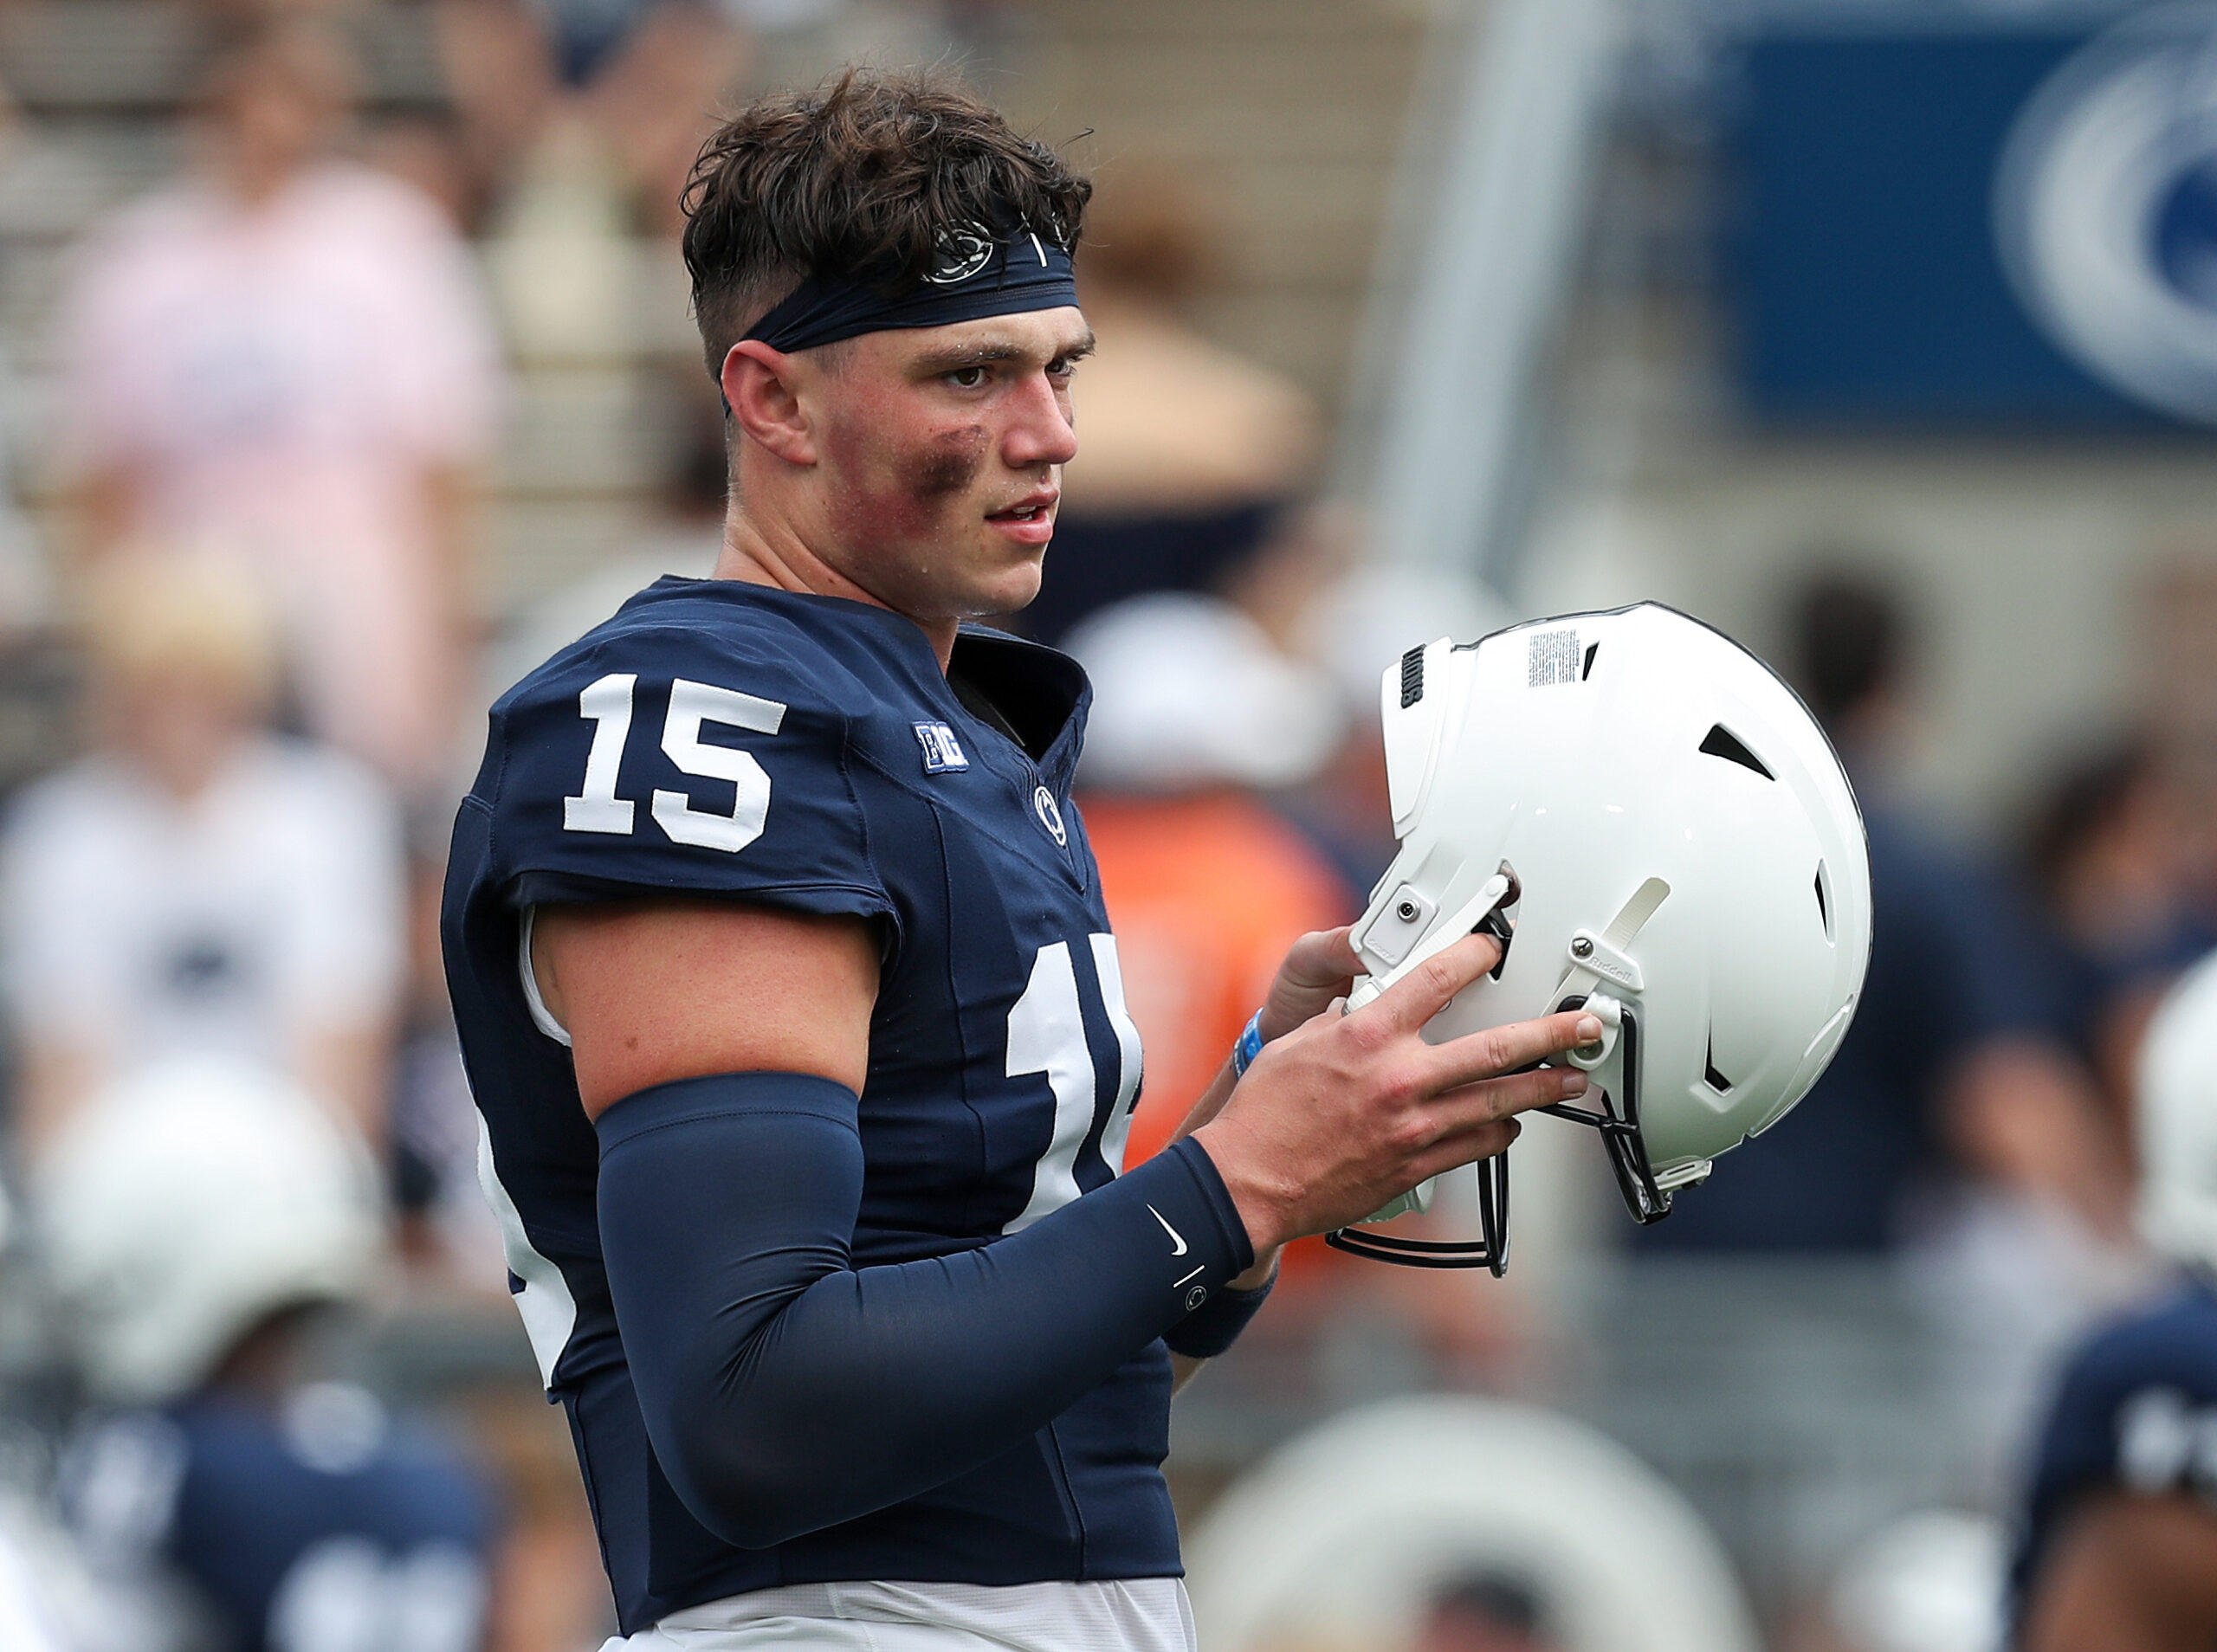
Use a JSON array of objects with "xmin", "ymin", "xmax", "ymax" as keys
[
  {"xmin": 437, "ymin": 0, "xmax": 757, "ymax": 240},
  {"xmin": 0, "ymin": 552, "xmax": 406, "ymax": 1161},
  {"xmin": 390, "ymin": 847, "xmax": 507, "ymax": 1285},
  {"xmin": 1024, "ymin": 166, "xmax": 1322, "ymax": 643},
  {"xmin": 487, "ymin": 367, "xmax": 724, "ymax": 700},
  {"xmin": 0, "ymin": 345, "xmax": 52, "ymax": 638},
  {"xmin": 57, "ymin": 19, "xmax": 502, "ymax": 801},
  {"xmin": 1638, "ymin": 571, "xmax": 2131, "ymax": 1254},
  {"xmin": 38, "ymin": 1055, "xmax": 495, "ymax": 1652},
  {"xmin": 2023, "ymin": 738, "xmax": 2213, "ymax": 1125}
]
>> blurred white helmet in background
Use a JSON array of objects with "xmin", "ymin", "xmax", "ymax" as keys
[
  {"xmin": 1336, "ymin": 603, "xmax": 1872, "ymax": 1269},
  {"xmin": 1067, "ymin": 591, "xmax": 1343, "ymax": 793},
  {"xmin": 1826, "ymin": 1510, "xmax": 2006, "ymax": 1652},
  {"xmin": 1186, "ymin": 1394, "xmax": 1761, "ymax": 1652},
  {"xmin": 1293, "ymin": 561, "xmax": 1515, "ymax": 715},
  {"xmin": 2136, "ymin": 948, "xmax": 2217, "ymax": 1274},
  {"xmin": 36, "ymin": 1054, "xmax": 383, "ymax": 1405}
]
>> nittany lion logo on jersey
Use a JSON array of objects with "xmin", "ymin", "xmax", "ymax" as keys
[{"xmin": 1032, "ymin": 785, "xmax": 1067, "ymax": 847}]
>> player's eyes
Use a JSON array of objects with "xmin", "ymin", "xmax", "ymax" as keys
[
  {"xmin": 946, "ymin": 365, "xmax": 989, "ymax": 389},
  {"xmin": 1047, "ymin": 358, "xmax": 1078, "ymax": 382}
]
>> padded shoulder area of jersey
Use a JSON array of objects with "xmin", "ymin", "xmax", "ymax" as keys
[
  {"xmin": 482, "ymin": 598, "xmax": 896, "ymax": 926},
  {"xmin": 2070, "ymin": 1284, "xmax": 2217, "ymax": 1397}
]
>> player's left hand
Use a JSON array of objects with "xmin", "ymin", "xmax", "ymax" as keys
[
  {"xmin": 1257, "ymin": 926, "xmax": 1361, "ymax": 1043},
  {"xmin": 1168, "ymin": 926, "xmax": 1361, "ymax": 1296}
]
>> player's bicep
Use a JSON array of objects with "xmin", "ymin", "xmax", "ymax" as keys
[
  {"xmin": 535, "ymin": 899, "xmax": 879, "ymax": 1116},
  {"xmin": 2024, "ymin": 1490, "xmax": 2217, "ymax": 1652}
]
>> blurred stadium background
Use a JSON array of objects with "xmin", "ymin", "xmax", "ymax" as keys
[{"xmin": 0, "ymin": 0, "xmax": 2209, "ymax": 1649}]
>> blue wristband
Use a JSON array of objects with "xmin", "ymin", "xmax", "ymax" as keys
[{"xmin": 1231, "ymin": 1010, "xmax": 1266, "ymax": 1077}]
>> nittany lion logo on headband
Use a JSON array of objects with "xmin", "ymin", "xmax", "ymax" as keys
[
  {"xmin": 742, "ymin": 217, "xmax": 1078, "ymax": 353},
  {"xmin": 925, "ymin": 225, "xmax": 998, "ymax": 285}
]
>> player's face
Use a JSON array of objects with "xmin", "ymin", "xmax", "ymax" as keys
[{"xmin": 811, "ymin": 308, "xmax": 1090, "ymax": 623}]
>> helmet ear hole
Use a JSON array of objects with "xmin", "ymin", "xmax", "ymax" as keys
[
  {"xmin": 1814, "ymin": 861, "xmax": 1834, "ymax": 941},
  {"xmin": 1698, "ymin": 723, "xmax": 1774, "ymax": 780},
  {"xmin": 1703, "ymin": 1029, "xmax": 1734, "ymax": 1094}
]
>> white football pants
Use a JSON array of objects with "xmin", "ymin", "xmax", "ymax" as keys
[{"xmin": 604, "ymin": 1578, "xmax": 1197, "ymax": 1652}]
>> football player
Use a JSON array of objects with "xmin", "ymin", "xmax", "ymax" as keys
[
  {"xmin": 2009, "ymin": 948, "xmax": 2217, "ymax": 1650},
  {"xmin": 39, "ymin": 1055, "xmax": 494, "ymax": 1652},
  {"xmin": 442, "ymin": 69, "xmax": 1600, "ymax": 1651}
]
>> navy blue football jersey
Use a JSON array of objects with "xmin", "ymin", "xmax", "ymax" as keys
[
  {"xmin": 62, "ymin": 1385, "xmax": 492, "ymax": 1652},
  {"xmin": 443, "ymin": 579, "xmax": 1162, "ymax": 1633},
  {"xmin": 2008, "ymin": 1275, "xmax": 2217, "ymax": 1638}
]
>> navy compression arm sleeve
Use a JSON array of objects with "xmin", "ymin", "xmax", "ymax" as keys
[{"xmin": 594, "ymin": 1072, "xmax": 1255, "ymax": 1549}]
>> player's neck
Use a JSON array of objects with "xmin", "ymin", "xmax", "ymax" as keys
[{"xmin": 714, "ymin": 511, "xmax": 960, "ymax": 672}]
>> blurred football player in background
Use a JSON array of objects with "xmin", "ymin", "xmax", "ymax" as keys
[
  {"xmin": 37, "ymin": 1055, "xmax": 495, "ymax": 1652},
  {"xmin": 2008, "ymin": 948, "xmax": 2217, "ymax": 1651}
]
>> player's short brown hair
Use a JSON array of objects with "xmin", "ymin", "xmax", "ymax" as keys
[{"xmin": 680, "ymin": 68, "xmax": 1092, "ymax": 377}]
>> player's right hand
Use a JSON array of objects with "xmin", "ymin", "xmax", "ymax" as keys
[{"xmin": 1189, "ymin": 932, "xmax": 1600, "ymax": 1257}]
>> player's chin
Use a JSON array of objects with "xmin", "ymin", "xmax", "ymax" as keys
[{"xmin": 960, "ymin": 539, "xmax": 1046, "ymax": 617}]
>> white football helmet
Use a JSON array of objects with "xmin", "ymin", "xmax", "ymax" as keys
[
  {"xmin": 1186, "ymin": 1395, "xmax": 1761, "ymax": 1652},
  {"xmin": 1334, "ymin": 603, "xmax": 1872, "ymax": 1271},
  {"xmin": 2135, "ymin": 948, "xmax": 2217, "ymax": 1274},
  {"xmin": 35, "ymin": 1054, "xmax": 384, "ymax": 1404}
]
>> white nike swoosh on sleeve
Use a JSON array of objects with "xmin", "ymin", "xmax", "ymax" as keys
[{"xmin": 1146, "ymin": 1204, "xmax": 1190, "ymax": 1256}]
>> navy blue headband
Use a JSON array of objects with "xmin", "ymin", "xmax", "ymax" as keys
[{"xmin": 741, "ymin": 226, "xmax": 1078, "ymax": 354}]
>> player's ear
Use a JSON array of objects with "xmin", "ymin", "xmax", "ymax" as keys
[{"xmin": 721, "ymin": 341, "xmax": 817, "ymax": 467}]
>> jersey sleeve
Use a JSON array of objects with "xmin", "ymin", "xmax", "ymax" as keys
[{"xmin": 484, "ymin": 623, "xmax": 896, "ymax": 934}]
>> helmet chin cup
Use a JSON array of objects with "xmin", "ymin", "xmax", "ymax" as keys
[
  {"xmin": 1326, "ymin": 1152, "xmax": 1511, "ymax": 1275},
  {"xmin": 1326, "ymin": 991, "xmax": 1670, "ymax": 1277},
  {"xmin": 1330, "ymin": 871, "xmax": 1523, "ymax": 1274}
]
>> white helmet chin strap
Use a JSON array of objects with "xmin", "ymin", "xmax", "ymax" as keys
[{"xmin": 1330, "ymin": 874, "xmax": 1692, "ymax": 1274}]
